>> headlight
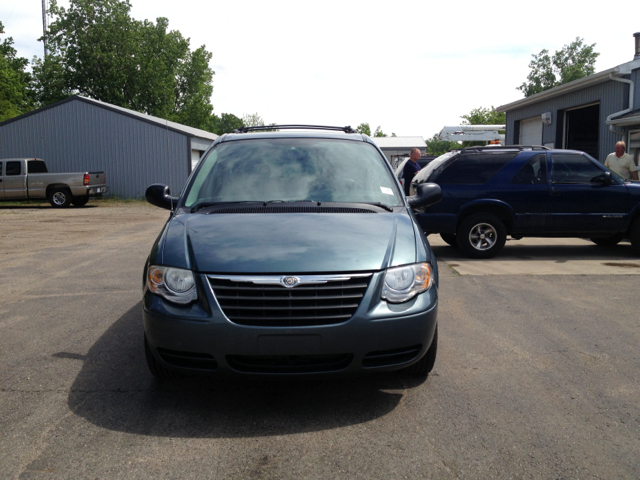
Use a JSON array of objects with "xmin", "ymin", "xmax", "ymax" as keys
[
  {"xmin": 147, "ymin": 265, "xmax": 197, "ymax": 304},
  {"xmin": 381, "ymin": 263, "xmax": 434, "ymax": 303}
]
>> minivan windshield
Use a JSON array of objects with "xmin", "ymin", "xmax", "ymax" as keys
[{"xmin": 184, "ymin": 138, "xmax": 404, "ymax": 207}]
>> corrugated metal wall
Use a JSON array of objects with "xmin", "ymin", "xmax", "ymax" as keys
[
  {"xmin": 505, "ymin": 80, "xmax": 628, "ymax": 162},
  {"xmin": 0, "ymin": 99, "xmax": 190, "ymax": 198}
]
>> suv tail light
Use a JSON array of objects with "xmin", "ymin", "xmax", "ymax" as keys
[{"xmin": 83, "ymin": 173, "xmax": 90, "ymax": 186}]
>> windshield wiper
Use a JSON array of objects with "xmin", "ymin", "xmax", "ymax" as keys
[
  {"xmin": 359, "ymin": 202, "xmax": 394, "ymax": 212},
  {"xmin": 190, "ymin": 201, "xmax": 261, "ymax": 213}
]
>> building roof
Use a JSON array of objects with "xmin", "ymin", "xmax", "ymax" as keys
[
  {"xmin": 497, "ymin": 58, "xmax": 640, "ymax": 113},
  {"xmin": 371, "ymin": 136, "xmax": 426, "ymax": 149},
  {"xmin": 0, "ymin": 95, "xmax": 219, "ymax": 141},
  {"xmin": 607, "ymin": 108, "xmax": 640, "ymax": 126}
]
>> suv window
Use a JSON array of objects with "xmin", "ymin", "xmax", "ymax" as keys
[
  {"xmin": 185, "ymin": 138, "xmax": 403, "ymax": 207},
  {"xmin": 433, "ymin": 153, "xmax": 516, "ymax": 185},
  {"xmin": 6, "ymin": 161, "xmax": 22, "ymax": 176},
  {"xmin": 551, "ymin": 154, "xmax": 603, "ymax": 184},
  {"xmin": 511, "ymin": 154, "xmax": 547, "ymax": 184}
]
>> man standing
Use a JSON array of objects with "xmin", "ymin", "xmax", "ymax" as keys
[
  {"xmin": 402, "ymin": 148, "xmax": 422, "ymax": 196},
  {"xmin": 605, "ymin": 141, "xmax": 638, "ymax": 181}
]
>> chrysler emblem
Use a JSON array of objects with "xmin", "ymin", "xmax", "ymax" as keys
[{"xmin": 280, "ymin": 276, "xmax": 300, "ymax": 288}]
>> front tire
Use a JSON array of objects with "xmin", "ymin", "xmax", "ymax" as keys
[
  {"xmin": 48, "ymin": 188, "xmax": 72, "ymax": 208},
  {"xmin": 457, "ymin": 213, "xmax": 507, "ymax": 259},
  {"xmin": 631, "ymin": 218, "xmax": 640, "ymax": 255},
  {"xmin": 400, "ymin": 325, "xmax": 437, "ymax": 376},
  {"xmin": 440, "ymin": 233, "xmax": 458, "ymax": 247}
]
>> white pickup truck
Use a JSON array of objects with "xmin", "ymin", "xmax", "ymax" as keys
[{"xmin": 0, "ymin": 158, "xmax": 107, "ymax": 208}]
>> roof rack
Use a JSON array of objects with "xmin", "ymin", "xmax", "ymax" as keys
[
  {"xmin": 460, "ymin": 145, "xmax": 549, "ymax": 152},
  {"xmin": 232, "ymin": 124, "xmax": 356, "ymax": 134}
]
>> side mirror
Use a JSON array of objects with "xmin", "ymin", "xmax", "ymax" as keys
[
  {"xmin": 591, "ymin": 171, "xmax": 613, "ymax": 186},
  {"xmin": 407, "ymin": 182, "xmax": 442, "ymax": 209},
  {"xmin": 145, "ymin": 184, "xmax": 178, "ymax": 210}
]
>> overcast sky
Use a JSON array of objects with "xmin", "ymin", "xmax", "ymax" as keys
[{"xmin": 2, "ymin": 0, "xmax": 639, "ymax": 138}]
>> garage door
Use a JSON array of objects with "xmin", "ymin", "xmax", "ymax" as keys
[
  {"xmin": 519, "ymin": 116, "xmax": 542, "ymax": 146},
  {"xmin": 191, "ymin": 150, "xmax": 204, "ymax": 171}
]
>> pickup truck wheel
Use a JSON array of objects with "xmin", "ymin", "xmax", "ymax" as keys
[
  {"xmin": 457, "ymin": 213, "xmax": 507, "ymax": 259},
  {"xmin": 440, "ymin": 233, "xmax": 458, "ymax": 247},
  {"xmin": 72, "ymin": 196, "xmax": 89, "ymax": 207},
  {"xmin": 144, "ymin": 335, "xmax": 180, "ymax": 380},
  {"xmin": 590, "ymin": 235, "xmax": 623, "ymax": 247},
  {"xmin": 48, "ymin": 188, "xmax": 72, "ymax": 208},
  {"xmin": 399, "ymin": 325, "xmax": 437, "ymax": 377},
  {"xmin": 631, "ymin": 218, "xmax": 640, "ymax": 255}
]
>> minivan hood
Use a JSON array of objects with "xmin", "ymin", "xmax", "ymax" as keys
[{"xmin": 159, "ymin": 212, "xmax": 418, "ymax": 273}]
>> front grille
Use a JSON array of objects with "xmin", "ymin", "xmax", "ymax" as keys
[
  {"xmin": 362, "ymin": 345, "xmax": 422, "ymax": 368},
  {"xmin": 157, "ymin": 348, "xmax": 218, "ymax": 371},
  {"xmin": 227, "ymin": 354, "xmax": 353, "ymax": 373},
  {"xmin": 209, "ymin": 275, "xmax": 372, "ymax": 327}
]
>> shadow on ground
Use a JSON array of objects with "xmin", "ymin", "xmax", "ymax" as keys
[
  {"xmin": 431, "ymin": 240, "xmax": 637, "ymax": 262},
  {"xmin": 59, "ymin": 302, "xmax": 424, "ymax": 438}
]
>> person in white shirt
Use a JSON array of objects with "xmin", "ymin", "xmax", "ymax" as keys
[{"xmin": 604, "ymin": 141, "xmax": 638, "ymax": 180}]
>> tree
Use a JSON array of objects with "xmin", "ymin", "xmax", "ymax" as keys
[
  {"xmin": 425, "ymin": 134, "xmax": 459, "ymax": 156},
  {"xmin": 242, "ymin": 112, "xmax": 264, "ymax": 127},
  {"xmin": 0, "ymin": 21, "xmax": 33, "ymax": 121},
  {"xmin": 461, "ymin": 106, "xmax": 505, "ymax": 126},
  {"xmin": 518, "ymin": 37, "xmax": 599, "ymax": 97},
  {"xmin": 210, "ymin": 112, "xmax": 244, "ymax": 135},
  {"xmin": 356, "ymin": 122, "xmax": 371, "ymax": 136},
  {"xmin": 32, "ymin": 0, "xmax": 214, "ymax": 130},
  {"xmin": 373, "ymin": 126, "xmax": 387, "ymax": 137}
]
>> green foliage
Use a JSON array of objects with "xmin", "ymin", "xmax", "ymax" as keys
[
  {"xmin": 373, "ymin": 126, "xmax": 387, "ymax": 137},
  {"xmin": 210, "ymin": 112, "xmax": 244, "ymax": 135},
  {"xmin": 356, "ymin": 123, "xmax": 371, "ymax": 136},
  {"xmin": 518, "ymin": 37, "xmax": 599, "ymax": 97},
  {"xmin": 461, "ymin": 106, "xmax": 505, "ymax": 126},
  {"xmin": 0, "ymin": 21, "xmax": 33, "ymax": 121},
  {"xmin": 242, "ymin": 112, "xmax": 264, "ymax": 127},
  {"xmin": 425, "ymin": 134, "xmax": 459, "ymax": 156},
  {"xmin": 32, "ymin": 0, "xmax": 214, "ymax": 130}
]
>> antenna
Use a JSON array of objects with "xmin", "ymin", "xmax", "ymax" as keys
[{"xmin": 41, "ymin": 0, "xmax": 48, "ymax": 57}]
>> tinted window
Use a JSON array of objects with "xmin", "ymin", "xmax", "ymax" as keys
[
  {"xmin": 185, "ymin": 138, "xmax": 403, "ymax": 207},
  {"xmin": 433, "ymin": 153, "xmax": 516, "ymax": 185},
  {"xmin": 551, "ymin": 154, "xmax": 604, "ymax": 184},
  {"xmin": 27, "ymin": 161, "xmax": 48, "ymax": 173},
  {"xmin": 6, "ymin": 161, "xmax": 22, "ymax": 176},
  {"xmin": 511, "ymin": 154, "xmax": 547, "ymax": 184}
]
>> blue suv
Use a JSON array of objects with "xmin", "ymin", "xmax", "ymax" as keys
[{"xmin": 413, "ymin": 146, "xmax": 640, "ymax": 258}]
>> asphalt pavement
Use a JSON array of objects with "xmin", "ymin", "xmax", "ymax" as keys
[{"xmin": 1, "ymin": 204, "xmax": 639, "ymax": 479}]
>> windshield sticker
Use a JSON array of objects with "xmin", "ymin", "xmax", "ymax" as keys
[{"xmin": 380, "ymin": 187, "xmax": 394, "ymax": 195}]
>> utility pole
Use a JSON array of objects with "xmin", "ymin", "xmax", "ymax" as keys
[{"xmin": 41, "ymin": 0, "xmax": 48, "ymax": 57}]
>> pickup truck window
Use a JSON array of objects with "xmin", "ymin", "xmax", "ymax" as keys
[
  {"xmin": 511, "ymin": 154, "xmax": 547, "ymax": 185},
  {"xmin": 433, "ymin": 153, "xmax": 516, "ymax": 185},
  {"xmin": 551, "ymin": 154, "xmax": 603, "ymax": 184},
  {"xmin": 27, "ymin": 161, "xmax": 48, "ymax": 174},
  {"xmin": 6, "ymin": 161, "xmax": 22, "ymax": 176}
]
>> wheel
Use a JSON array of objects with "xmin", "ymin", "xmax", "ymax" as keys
[
  {"xmin": 440, "ymin": 233, "xmax": 458, "ymax": 247},
  {"xmin": 631, "ymin": 218, "xmax": 640, "ymax": 255},
  {"xmin": 590, "ymin": 235, "xmax": 623, "ymax": 247},
  {"xmin": 144, "ymin": 335, "xmax": 180, "ymax": 379},
  {"xmin": 72, "ymin": 195, "xmax": 89, "ymax": 207},
  {"xmin": 48, "ymin": 188, "xmax": 72, "ymax": 208},
  {"xmin": 400, "ymin": 325, "xmax": 437, "ymax": 376},
  {"xmin": 456, "ymin": 213, "xmax": 507, "ymax": 259}
]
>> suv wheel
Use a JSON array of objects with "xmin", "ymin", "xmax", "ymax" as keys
[
  {"xmin": 631, "ymin": 218, "xmax": 640, "ymax": 255},
  {"xmin": 440, "ymin": 233, "xmax": 457, "ymax": 247},
  {"xmin": 457, "ymin": 213, "xmax": 507, "ymax": 259}
]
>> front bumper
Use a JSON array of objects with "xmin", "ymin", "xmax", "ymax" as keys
[{"xmin": 143, "ymin": 271, "xmax": 438, "ymax": 376}]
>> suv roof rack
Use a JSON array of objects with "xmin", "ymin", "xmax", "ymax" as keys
[
  {"xmin": 461, "ymin": 145, "xmax": 549, "ymax": 152},
  {"xmin": 233, "ymin": 124, "xmax": 356, "ymax": 134}
]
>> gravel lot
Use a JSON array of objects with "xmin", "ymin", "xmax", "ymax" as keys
[{"xmin": 1, "ymin": 202, "xmax": 639, "ymax": 479}]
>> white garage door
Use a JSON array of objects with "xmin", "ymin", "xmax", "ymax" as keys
[
  {"xmin": 519, "ymin": 116, "xmax": 542, "ymax": 146},
  {"xmin": 191, "ymin": 150, "xmax": 204, "ymax": 171}
]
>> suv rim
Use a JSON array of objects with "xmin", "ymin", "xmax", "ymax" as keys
[
  {"xmin": 52, "ymin": 192, "xmax": 67, "ymax": 205},
  {"xmin": 469, "ymin": 222, "xmax": 497, "ymax": 251}
]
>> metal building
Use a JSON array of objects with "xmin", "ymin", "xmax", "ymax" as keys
[
  {"xmin": 0, "ymin": 95, "xmax": 218, "ymax": 198},
  {"xmin": 497, "ymin": 33, "xmax": 640, "ymax": 164}
]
